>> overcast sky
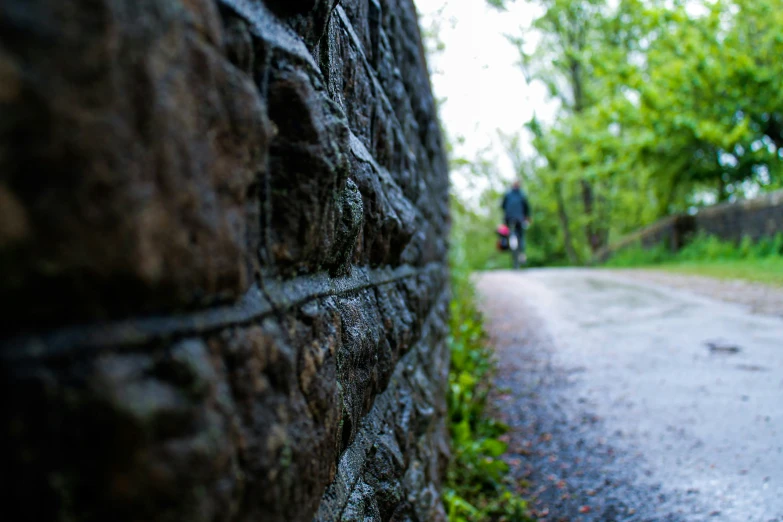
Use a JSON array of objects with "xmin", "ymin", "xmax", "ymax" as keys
[{"xmin": 414, "ymin": 0, "xmax": 558, "ymax": 187}]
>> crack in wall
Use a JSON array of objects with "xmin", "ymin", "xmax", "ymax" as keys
[{"xmin": 2, "ymin": 262, "xmax": 446, "ymax": 362}]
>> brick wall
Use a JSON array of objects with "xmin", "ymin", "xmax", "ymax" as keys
[{"xmin": 0, "ymin": 1, "xmax": 450, "ymax": 521}]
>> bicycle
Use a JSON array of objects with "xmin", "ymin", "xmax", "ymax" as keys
[{"xmin": 507, "ymin": 219, "xmax": 528, "ymax": 269}]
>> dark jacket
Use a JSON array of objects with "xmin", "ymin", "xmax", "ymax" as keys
[{"xmin": 501, "ymin": 188, "xmax": 530, "ymax": 222}]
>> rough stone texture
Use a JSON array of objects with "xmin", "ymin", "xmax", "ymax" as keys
[
  {"xmin": 596, "ymin": 190, "xmax": 783, "ymax": 262},
  {"xmin": 0, "ymin": 1, "xmax": 450, "ymax": 521}
]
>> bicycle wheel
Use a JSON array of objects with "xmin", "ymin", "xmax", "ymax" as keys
[{"xmin": 510, "ymin": 232, "xmax": 520, "ymax": 269}]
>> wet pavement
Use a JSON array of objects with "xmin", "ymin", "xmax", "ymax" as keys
[{"xmin": 475, "ymin": 269, "xmax": 783, "ymax": 522}]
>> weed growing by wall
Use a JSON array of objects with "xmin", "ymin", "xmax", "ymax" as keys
[{"xmin": 443, "ymin": 258, "xmax": 533, "ymax": 522}]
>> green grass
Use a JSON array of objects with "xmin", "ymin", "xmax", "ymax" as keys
[
  {"xmin": 604, "ymin": 233, "xmax": 783, "ymax": 286},
  {"xmin": 651, "ymin": 258, "xmax": 783, "ymax": 286},
  {"xmin": 444, "ymin": 246, "xmax": 533, "ymax": 522}
]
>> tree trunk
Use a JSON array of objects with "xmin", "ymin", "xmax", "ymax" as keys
[
  {"xmin": 555, "ymin": 181, "xmax": 580, "ymax": 263},
  {"xmin": 597, "ymin": 190, "xmax": 611, "ymax": 250},
  {"xmin": 717, "ymin": 175, "xmax": 728, "ymax": 202},
  {"xmin": 580, "ymin": 179, "xmax": 604, "ymax": 253}
]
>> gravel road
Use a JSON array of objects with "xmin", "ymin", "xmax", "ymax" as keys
[{"xmin": 475, "ymin": 269, "xmax": 783, "ymax": 522}]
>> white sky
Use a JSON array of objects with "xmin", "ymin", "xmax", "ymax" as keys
[{"xmin": 414, "ymin": 0, "xmax": 559, "ymax": 187}]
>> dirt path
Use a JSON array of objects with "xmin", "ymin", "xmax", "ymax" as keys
[{"xmin": 475, "ymin": 269, "xmax": 783, "ymax": 522}]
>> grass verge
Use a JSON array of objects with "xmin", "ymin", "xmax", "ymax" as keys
[
  {"xmin": 652, "ymin": 258, "xmax": 783, "ymax": 286},
  {"xmin": 443, "ymin": 263, "xmax": 532, "ymax": 522},
  {"xmin": 604, "ymin": 233, "xmax": 783, "ymax": 286}
]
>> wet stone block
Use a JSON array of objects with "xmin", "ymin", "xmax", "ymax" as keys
[
  {"xmin": 0, "ymin": 0, "xmax": 269, "ymax": 331},
  {"xmin": 0, "ymin": 0, "xmax": 449, "ymax": 520},
  {"xmin": 262, "ymin": 63, "xmax": 356, "ymax": 275},
  {"xmin": 208, "ymin": 315, "xmax": 342, "ymax": 522},
  {"xmin": 1, "ymin": 338, "xmax": 243, "ymax": 522}
]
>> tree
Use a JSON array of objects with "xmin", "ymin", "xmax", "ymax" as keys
[
  {"xmin": 490, "ymin": 0, "xmax": 783, "ymax": 264},
  {"xmin": 508, "ymin": 0, "xmax": 616, "ymax": 254}
]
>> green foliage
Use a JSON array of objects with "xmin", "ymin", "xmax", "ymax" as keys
[
  {"xmin": 602, "ymin": 241, "xmax": 671, "ymax": 267},
  {"xmin": 482, "ymin": 0, "xmax": 783, "ymax": 265},
  {"xmin": 606, "ymin": 232, "xmax": 783, "ymax": 266},
  {"xmin": 677, "ymin": 233, "xmax": 783, "ymax": 261},
  {"xmin": 604, "ymin": 233, "xmax": 783, "ymax": 285},
  {"xmin": 444, "ymin": 248, "xmax": 532, "ymax": 521},
  {"xmin": 486, "ymin": 0, "xmax": 513, "ymax": 9},
  {"xmin": 655, "ymin": 258, "xmax": 783, "ymax": 286}
]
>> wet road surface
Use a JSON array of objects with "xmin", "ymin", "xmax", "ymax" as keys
[{"xmin": 475, "ymin": 269, "xmax": 783, "ymax": 522}]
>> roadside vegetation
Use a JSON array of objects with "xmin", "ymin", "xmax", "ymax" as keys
[
  {"xmin": 443, "ymin": 232, "xmax": 532, "ymax": 521},
  {"xmin": 604, "ymin": 233, "xmax": 783, "ymax": 285},
  {"xmin": 447, "ymin": 0, "xmax": 783, "ymax": 270},
  {"xmin": 428, "ymin": 16, "xmax": 530, "ymax": 522},
  {"xmin": 428, "ymin": 0, "xmax": 783, "ymax": 519}
]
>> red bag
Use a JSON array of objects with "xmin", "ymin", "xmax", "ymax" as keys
[{"xmin": 496, "ymin": 224, "xmax": 510, "ymax": 251}]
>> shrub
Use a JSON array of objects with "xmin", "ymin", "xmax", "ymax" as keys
[{"xmin": 606, "ymin": 232, "xmax": 783, "ymax": 267}]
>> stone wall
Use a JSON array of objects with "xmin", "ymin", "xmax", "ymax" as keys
[
  {"xmin": 595, "ymin": 190, "xmax": 783, "ymax": 262},
  {"xmin": 694, "ymin": 190, "xmax": 783, "ymax": 243},
  {"xmin": 0, "ymin": 1, "xmax": 450, "ymax": 521},
  {"xmin": 593, "ymin": 215, "xmax": 695, "ymax": 263}
]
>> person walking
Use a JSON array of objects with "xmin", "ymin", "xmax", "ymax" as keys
[{"xmin": 501, "ymin": 180, "xmax": 531, "ymax": 266}]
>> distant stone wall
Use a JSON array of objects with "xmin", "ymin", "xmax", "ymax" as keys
[
  {"xmin": 694, "ymin": 190, "xmax": 783, "ymax": 243},
  {"xmin": 596, "ymin": 190, "xmax": 783, "ymax": 262},
  {"xmin": 0, "ymin": 1, "xmax": 450, "ymax": 521}
]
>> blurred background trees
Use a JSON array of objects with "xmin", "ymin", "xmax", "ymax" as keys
[{"xmin": 447, "ymin": 0, "xmax": 783, "ymax": 268}]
